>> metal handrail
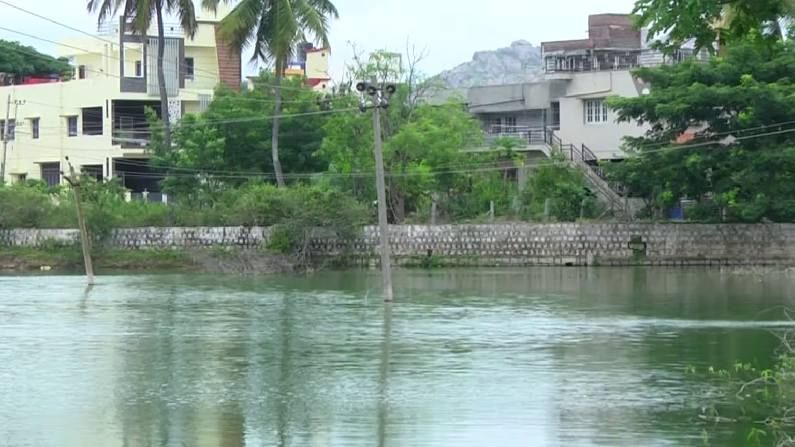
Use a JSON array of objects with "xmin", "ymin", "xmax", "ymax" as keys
[{"xmin": 486, "ymin": 127, "xmax": 548, "ymax": 147}]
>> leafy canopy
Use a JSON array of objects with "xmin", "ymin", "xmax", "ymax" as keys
[
  {"xmin": 607, "ymin": 40, "xmax": 795, "ymax": 221},
  {"xmin": 633, "ymin": 0, "xmax": 795, "ymax": 51},
  {"xmin": 0, "ymin": 40, "xmax": 72, "ymax": 81}
]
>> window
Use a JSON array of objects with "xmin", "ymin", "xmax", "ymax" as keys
[
  {"xmin": 551, "ymin": 102, "xmax": 561, "ymax": 127},
  {"xmin": 81, "ymin": 164, "xmax": 103, "ymax": 182},
  {"xmin": 1, "ymin": 119, "xmax": 15, "ymax": 141},
  {"xmin": 504, "ymin": 116, "xmax": 517, "ymax": 129},
  {"xmin": 184, "ymin": 57, "xmax": 194, "ymax": 80},
  {"xmin": 78, "ymin": 65, "xmax": 86, "ymax": 79},
  {"xmin": 82, "ymin": 107, "xmax": 103, "ymax": 136},
  {"xmin": 30, "ymin": 118, "xmax": 39, "ymax": 139},
  {"xmin": 584, "ymin": 99, "xmax": 609, "ymax": 124},
  {"xmin": 135, "ymin": 60, "xmax": 142, "ymax": 77},
  {"xmin": 67, "ymin": 116, "xmax": 78, "ymax": 137},
  {"xmin": 40, "ymin": 162, "xmax": 60, "ymax": 187}
]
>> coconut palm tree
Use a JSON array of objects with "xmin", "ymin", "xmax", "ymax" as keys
[
  {"xmin": 202, "ymin": 0, "xmax": 339, "ymax": 187},
  {"xmin": 88, "ymin": 0, "xmax": 199, "ymax": 149}
]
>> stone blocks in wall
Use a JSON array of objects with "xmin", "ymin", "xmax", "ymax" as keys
[
  {"xmin": 3, "ymin": 224, "xmax": 795, "ymax": 266},
  {"xmin": 0, "ymin": 229, "xmax": 79, "ymax": 247}
]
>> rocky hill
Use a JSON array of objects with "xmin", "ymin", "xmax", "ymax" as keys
[{"xmin": 437, "ymin": 40, "xmax": 544, "ymax": 88}]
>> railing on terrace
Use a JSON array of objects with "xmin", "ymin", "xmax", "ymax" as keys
[
  {"xmin": 98, "ymin": 19, "xmax": 184, "ymax": 37},
  {"xmin": 544, "ymin": 48, "xmax": 708, "ymax": 73}
]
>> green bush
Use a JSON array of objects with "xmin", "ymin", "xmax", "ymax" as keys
[{"xmin": 519, "ymin": 158, "xmax": 597, "ymax": 222}]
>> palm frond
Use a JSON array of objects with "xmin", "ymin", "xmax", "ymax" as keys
[
  {"xmin": 218, "ymin": 0, "xmax": 338, "ymax": 63},
  {"xmin": 132, "ymin": 0, "xmax": 155, "ymax": 34},
  {"xmin": 219, "ymin": 0, "xmax": 265, "ymax": 53},
  {"xmin": 166, "ymin": 0, "xmax": 198, "ymax": 37}
]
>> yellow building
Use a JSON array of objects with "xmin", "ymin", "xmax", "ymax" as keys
[
  {"xmin": 0, "ymin": 4, "xmax": 240, "ymax": 193},
  {"xmin": 283, "ymin": 44, "xmax": 332, "ymax": 92}
]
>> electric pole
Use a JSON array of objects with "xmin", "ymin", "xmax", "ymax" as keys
[
  {"xmin": 1, "ymin": 95, "xmax": 24, "ymax": 183},
  {"xmin": 63, "ymin": 157, "xmax": 95, "ymax": 286},
  {"xmin": 357, "ymin": 81, "xmax": 397, "ymax": 302}
]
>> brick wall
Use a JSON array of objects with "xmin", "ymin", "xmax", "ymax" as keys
[{"xmin": 214, "ymin": 25, "xmax": 241, "ymax": 91}]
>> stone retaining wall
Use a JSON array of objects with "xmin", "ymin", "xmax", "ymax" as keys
[{"xmin": 2, "ymin": 224, "xmax": 795, "ymax": 266}]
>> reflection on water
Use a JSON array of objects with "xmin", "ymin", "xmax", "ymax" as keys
[{"xmin": 1, "ymin": 268, "xmax": 794, "ymax": 446}]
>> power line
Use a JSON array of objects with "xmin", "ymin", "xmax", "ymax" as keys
[
  {"xmin": 23, "ymin": 107, "xmax": 358, "ymax": 132},
  {"xmin": 0, "ymin": 0, "xmax": 317, "ymax": 94},
  {"xmin": 635, "ymin": 127, "xmax": 795, "ymax": 156},
  {"xmin": 628, "ymin": 120, "xmax": 795, "ymax": 151},
  {"xmin": 110, "ymin": 160, "xmax": 568, "ymax": 181},
  {"xmin": 0, "ymin": 25, "xmax": 332, "ymax": 106},
  {"xmin": 112, "ymin": 156, "xmax": 522, "ymax": 177}
]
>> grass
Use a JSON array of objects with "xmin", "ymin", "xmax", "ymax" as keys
[{"xmin": 0, "ymin": 246, "xmax": 198, "ymax": 273}]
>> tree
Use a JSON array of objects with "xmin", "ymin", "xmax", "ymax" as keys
[
  {"xmin": 319, "ymin": 49, "xmax": 492, "ymax": 223},
  {"xmin": 148, "ymin": 74, "xmax": 332, "ymax": 202},
  {"xmin": 607, "ymin": 40, "xmax": 795, "ymax": 222},
  {"xmin": 633, "ymin": 0, "xmax": 795, "ymax": 52},
  {"xmin": 202, "ymin": 0, "xmax": 339, "ymax": 187},
  {"xmin": 87, "ymin": 0, "xmax": 200, "ymax": 150},
  {"xmin": 0, "ymin": 40, "xmax": 72, "ymax": 85},
  {"xmin": 519, "ymin": 154, "xmax": 597, "ymax": 222}
]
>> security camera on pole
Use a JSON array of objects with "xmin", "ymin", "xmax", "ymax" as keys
[{"xmin": 356, "ymin": 80, "xmax": 397, "ymax": 302}]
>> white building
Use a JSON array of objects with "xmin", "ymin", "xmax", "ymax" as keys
[{"xmin": 541, "ymin": 13, "xmax": 705, "ymax": 159}]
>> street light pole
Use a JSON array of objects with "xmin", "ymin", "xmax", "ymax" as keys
[{"xmin": 357, "ymin": 81, "xmax": 396, "ymax": 302}]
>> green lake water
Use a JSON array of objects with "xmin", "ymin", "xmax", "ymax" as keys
[{"xmin": 1, "ymin": 268, "xmax": 794, "ymax": 446}]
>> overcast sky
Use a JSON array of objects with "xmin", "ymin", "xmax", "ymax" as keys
[{"xmin": 0, "ymin": 0, "xmax": 637, "ymax": 79}]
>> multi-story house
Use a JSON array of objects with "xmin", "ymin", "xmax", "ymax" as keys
[
  {"xmin": 247, "ymin": 42, "xmax": 332, "ymax": 92},
  {"xmin": 464, "ymin": 13, "xmax": 707, "ymax": 216},
  {"xmin": 467, "ymin": 14, "xmax": 706, "ymax": 159},
  {"xmin": 541, "ymin": 13, "xmax": 707, "ymax": 159},
  {"xmin": 285, "ymin": 43, "xmax": 332, "ymax": 91},
  {"xmin": 0, "ymin": 4, "xmax": 240, "ymax": 194}
]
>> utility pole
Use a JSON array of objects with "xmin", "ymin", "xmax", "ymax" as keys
[
  {"xmin": 357, "ymin": 81, "xmax": 397, "ymax": 302},
  {"xmin": 1, "ymin": 95, "xmax": 24, "ymax": 183},
  {"xmin": 63, "ymin": 157, "xmax": 95, "ymax": 286}
]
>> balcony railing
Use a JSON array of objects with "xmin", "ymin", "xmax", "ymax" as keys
[
  {"xmin": 485, "ymin": 126, "xmax": 547, "ymax": 147},
  {"xmin": 112, "ymin": 129, "xmax": 151, "ymax": 149},
  {"xmin": 544, "ymin": 48, "xmax": 708, "ymax": 74}
]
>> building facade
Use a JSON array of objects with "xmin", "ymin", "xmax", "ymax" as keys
[
  {"xmin": 0, "ymin": 4, "xmax": 240, "ymax": 192},
  {"xmin": 541, "ymin": 13, "xmax": 706, "ymax": 159},
  {"xmin": 466, "ymin": 14, "xmax": 706, "ymax": 160},
  {"xmin": 248, "ymin": 42, "xmax": 332, "ymax": 92}
]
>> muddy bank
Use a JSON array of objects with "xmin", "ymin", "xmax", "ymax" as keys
[{"xmin": 0, "ymin": 247, "xmax": 299, "ymax": 274}]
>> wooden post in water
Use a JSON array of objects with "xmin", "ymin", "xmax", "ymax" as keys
[{"xmin": 63, "ymin": 157, "xmax": 95, "ymax": 285}]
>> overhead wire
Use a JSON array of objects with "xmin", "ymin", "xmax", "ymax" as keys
[
  {"xmin": 0, "ymin": 0, "xmax": 478, "ymax": 102},
  {"xmin": 20, "ymin": 107, "xmax": 359, "ymax": 133},
  {"xmin": 0, "ymin": 29, "xmax": 338, "ymax": 109},
  {"xmin": 0, "ymin": 0, "xmax": 324, "ymax": 94}
]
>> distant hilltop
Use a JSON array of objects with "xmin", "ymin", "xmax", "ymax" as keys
[{"xmin": 436, "ymin": 40, "xmax": 544, "ymax": 89}]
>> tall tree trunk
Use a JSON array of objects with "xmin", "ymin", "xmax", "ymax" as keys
[
  {"xmin": 271, "ymin": 63, "xmax": 285, "ymax": 187},
  {"xmin": 155, "ymin": 0, "xmax": 171, "ymax": 150}
]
